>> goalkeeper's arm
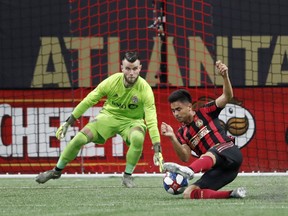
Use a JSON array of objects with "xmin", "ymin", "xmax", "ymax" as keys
[{"xmin": 56, "ymin": 86, "xmax": 104, "ymax": 140}]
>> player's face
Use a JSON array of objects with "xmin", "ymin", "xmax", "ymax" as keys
[
  {"xmin": 170, "ymin": 101, "xmax": 193, "ymax": 124},
  {"xmin": 121, "ymin": 59, "xmax": 142, "ymax": 87}
]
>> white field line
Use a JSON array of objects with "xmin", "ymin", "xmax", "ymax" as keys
[{"xmin": 0, "ymin": 171, "xmax": 287, "ymax": 178}]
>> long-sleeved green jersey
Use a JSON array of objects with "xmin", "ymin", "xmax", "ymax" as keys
[{"xmin": 72, "ymin": 73, "xmax": 160, "ymax": 144}]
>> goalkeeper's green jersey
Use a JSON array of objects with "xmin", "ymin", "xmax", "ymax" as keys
[{"xmin": 72, "ymin": 73, "xmax": 160, "ymax": 144}]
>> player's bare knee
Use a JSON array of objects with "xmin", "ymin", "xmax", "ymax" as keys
[
  {"xmin": 81, "ymin": 127, "xmax": 94, "ymax": 142},
  {"xmin": 201, "ymin": 152, "xmax": 216, "ymax": 164},
  {"xmin": 183, "ymin": 190, "xmax": 191, "ymax": 199},
  {"xmin": 183, "ymin": 187, "xmax": 193, "ymax": 199},
  {"xmin": 183, "ymin": 185, "xmax": 199, "ymax": 199}
]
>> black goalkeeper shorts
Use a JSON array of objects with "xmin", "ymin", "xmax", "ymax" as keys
[{"xmin": 193, "ymin": 141, "xmax": 243, "ymax": 190}]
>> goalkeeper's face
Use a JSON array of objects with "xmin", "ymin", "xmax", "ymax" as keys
[{"xmin": 121, "ymin": 59, "xmax": 142, "ymax": 87}]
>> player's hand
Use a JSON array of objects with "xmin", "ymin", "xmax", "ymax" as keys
[
  {"xmin": 216, "ymin": 60, "xmax": 228, "ymax": 77},
  {"xmin": 153, "ymin": 143, "xmax": 165, "ymax": 172},
  {"xmin": 56, "ymin": 122, "xmax": 70, "ymax": 140},
  {"xmin": 161, "ymin": 122, "xmax": 174, "ymax": 137},
  {"xmin": 55, "ymin": 115, "xmax": 76, "ymax": 140}
]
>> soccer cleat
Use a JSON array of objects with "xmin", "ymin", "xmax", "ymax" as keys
[
  {"xmin": 122, "ymin": 173, "xmax": 135, "ymax": 188},
  {"xmin": 230, "ymin": 187, "xmax": 246, "ymax": 198},
  {"xmin": 35, "ymin": 169, "xmax": 62, "ymax": 184},
  {"xmin": 163, "ymin": 162, "xmax": 194, "ymax": 180}
]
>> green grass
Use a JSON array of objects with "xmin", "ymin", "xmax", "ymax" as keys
[{"xmin": 0, "ymin": 176, "xmax": 287, "ymax": 216}]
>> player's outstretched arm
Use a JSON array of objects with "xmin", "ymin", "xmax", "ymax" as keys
[
  {"xmin": 56, "ymin": 84, "xmax": 104, "ymax": 140},
  {"xmin": 215, "ymin": 60, "xmax": 233, "ymax": 108}
]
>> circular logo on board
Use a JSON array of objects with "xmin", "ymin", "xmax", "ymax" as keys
[{"xmin": 218, "ymin": 103, "xmax": 255, "ymax": 149}]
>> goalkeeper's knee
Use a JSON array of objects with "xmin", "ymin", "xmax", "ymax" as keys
[
  {"xmin": 129, "ymin": 129, "xmax": 145, "ymax": 150},
  {"xmin": 59, "ymin": 132, "xmax": 89, "ymax": 165},
  {"xmin": 70, "ymin": 132, "xmax": 89, "ymax": 149}
]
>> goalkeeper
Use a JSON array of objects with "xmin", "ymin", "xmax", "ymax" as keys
[{"xmin": 35, "ymin": 51, "xmax": 164, "ymax": 188}]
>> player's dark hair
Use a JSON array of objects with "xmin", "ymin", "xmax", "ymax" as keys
[
  {"xmin": 168, "ymin": 89, "xmax": 192, "ymax": 104},
  {"xmin": 122, "ymin": 51, "xmax": 140, "ymax": 63}
]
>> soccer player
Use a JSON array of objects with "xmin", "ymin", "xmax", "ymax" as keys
[
  {"xmin": 36, "ymin": 51, "xmax": 164, "ymax": 188},
  {"xmin": 161, "ymin": 60, "xmax": 246, "ymax": 199}
]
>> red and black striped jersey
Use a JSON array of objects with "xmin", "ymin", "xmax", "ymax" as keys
[{"xmin": 176, "ymin": 101, "xmax": 234, "ymax": 156}]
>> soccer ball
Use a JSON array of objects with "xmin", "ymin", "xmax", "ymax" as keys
[{"xmin": 163, "ymin": 172, "xmax": 189, "ymax": 195}]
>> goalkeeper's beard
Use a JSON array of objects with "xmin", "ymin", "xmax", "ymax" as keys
[{"xmin": 124, "ymin": 75, "xmax": 139, "ymax": 86}]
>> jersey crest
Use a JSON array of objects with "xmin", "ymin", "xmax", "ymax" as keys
[
  {"xmin": 131, "ymin": 96, "xmax": 138, "ymax": 103},
  {"xmin": 195, "ymin": 119, "xmax": 203, "ymax": 128}
]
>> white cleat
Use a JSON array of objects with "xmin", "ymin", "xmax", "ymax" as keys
[
  {"xmin": 230, "ymin": 187, "xmax": 246, "ymax": 198},
  {"xmin": 163, "ymin": 162, "xmax": 194, "ymax": 180}
]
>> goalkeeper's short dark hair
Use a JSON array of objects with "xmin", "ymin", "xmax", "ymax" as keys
[
  {"xmin": 122, "ymin": 51, "xmax": 140, "ymax": 63},
  {"xmin": 168, "ymin": 89, "xmax": 192, "ymax": 104}
]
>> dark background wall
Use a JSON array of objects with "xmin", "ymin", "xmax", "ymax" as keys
[{"xmin": 0, "ymin": 0, "xmax": 287, "ymax": 88}]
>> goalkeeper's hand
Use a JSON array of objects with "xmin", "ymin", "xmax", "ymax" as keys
[
  {"xmin": 56, "ymin": 122, "xmax": 70, "ymax": 140},
  {"xmin": 153, "ymin": 143, "xmax": 164, "ymax": 173},
  {"xmin": 56, "ymin": 115, "xmax": 76, "ymax": 140}
]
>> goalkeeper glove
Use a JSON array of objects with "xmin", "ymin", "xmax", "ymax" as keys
[
  {"xmin": 153, "ymin": 143, "xmax": 164, "ymax": 173},
  {"xmin": 56, "ymin": 115, "xmax": 76, "ymax": 140}
]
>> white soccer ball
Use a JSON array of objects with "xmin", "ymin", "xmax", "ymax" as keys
[{"xmin": 163, "ymin": 172, "xmax": 189, "ymax": 195}]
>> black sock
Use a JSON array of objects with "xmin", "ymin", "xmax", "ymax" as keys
[
  {"xmin": 54, "ymin": 167, "xmax": 63, "ymax": 172},
  {"xmin": 124, "ymin": 172, "xmax": 131, "ymax": 176}
]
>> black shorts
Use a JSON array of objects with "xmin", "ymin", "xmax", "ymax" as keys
[{"xmin": 193, "ymin": 141, "xmax": 243, "ymax": 190}]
